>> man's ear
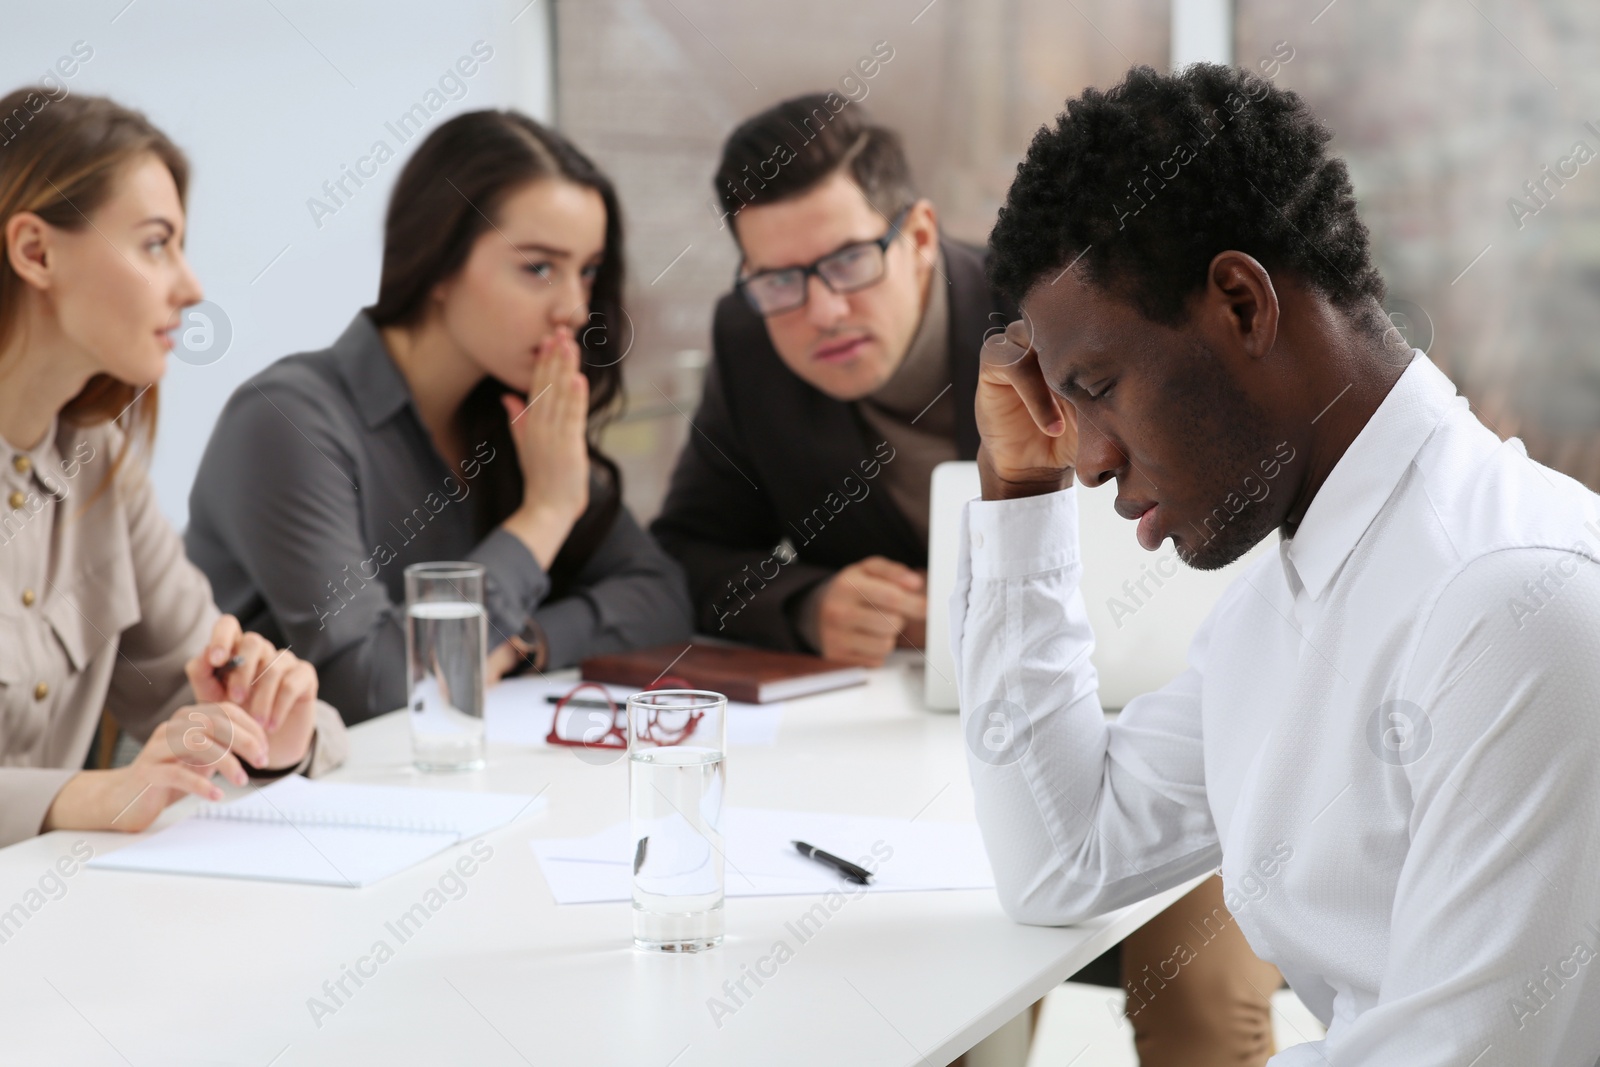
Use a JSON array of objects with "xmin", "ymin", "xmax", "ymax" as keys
[
  {"xmin": 905, "ymin": 198, "xmax": 938, "ymax": 259},
  {"xmin": 1205, "ymin": 250, "xmax": 1279, "ymax": 360},
  {"xmin": 6, "ymin": 211, "xmax": 54, "ymax": 290}
]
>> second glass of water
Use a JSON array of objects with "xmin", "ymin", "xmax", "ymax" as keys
[
  {"xmin": 404, "ymin": 562, "xmax": 487, "ymax": 772},
  {"xmin": 628, "ymin": 689, "xmax": 727, "ymax": 952}
]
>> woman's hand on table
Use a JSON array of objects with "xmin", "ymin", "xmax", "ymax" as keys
[{"xmin": 42, "ymin": 700, "xmax": 271, "ymax": 833}]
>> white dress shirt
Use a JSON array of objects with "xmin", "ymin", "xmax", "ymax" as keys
[{"xmin": 952, "ymin": 353, "xmax": 1600, "ymax": 1065}]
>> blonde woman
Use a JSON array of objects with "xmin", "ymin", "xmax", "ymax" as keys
[{"xmin": 0, "ymin": 89, "xmax": 346, "ymax": 847}]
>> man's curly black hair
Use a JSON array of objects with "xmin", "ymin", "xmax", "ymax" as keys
[{"xmin": 988, "ymin": 63, "xmax": 1385, "ymax": 326}]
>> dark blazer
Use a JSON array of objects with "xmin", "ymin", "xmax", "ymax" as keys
[{"xmin": 651, "ymin": 237, "xmax": 1016, "ymax": 650}]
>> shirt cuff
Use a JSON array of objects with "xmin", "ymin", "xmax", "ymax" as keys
[
  {"xmin": 470, "ymin": 527, "xmax": 554, "ymax": 642},
  {"xmin": 3, "ymin": 767, "xmax": 80, "ymax": 847},
  {"xmin": 966, "ymin": 485, "xmax": 1082, "ymax": 580},
  {"xmin": 533, "ymin": 596, "xmax": 599, "ymax": 672},
  {"xmin": 305, "ymin": 700, "xmax": 349, "ymax": 777}
]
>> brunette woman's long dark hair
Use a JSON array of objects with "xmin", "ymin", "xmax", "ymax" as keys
[{"xmin": 366, "ymin": 110, "xmax": 628, "ymax": 593}]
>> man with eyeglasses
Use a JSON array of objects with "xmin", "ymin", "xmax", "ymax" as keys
[
  {"xmin": 654, "ymin": 93, "xmax": 1005, "ymax": 667},
  {"xmin": 652, "ymin": 94, "xmax": 1284, "ymax": 1067}
]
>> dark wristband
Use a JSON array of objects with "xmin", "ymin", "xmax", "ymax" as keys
[{"xmin": 239, "ymin": 729, "xmax": 317, "ymax": 779}]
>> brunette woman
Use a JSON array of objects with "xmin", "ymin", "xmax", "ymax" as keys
[{"xmin": 185, "ymin": 111, "xmax": 692, "ymax": 723}]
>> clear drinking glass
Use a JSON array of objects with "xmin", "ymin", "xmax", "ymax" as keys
[
  {"xmin": 628, "ymin": 689, "xmax": 727, "ymax": 952},
  {"xmin": 404, "ymin": 562, "xmax": 487, "ymax": 772}
]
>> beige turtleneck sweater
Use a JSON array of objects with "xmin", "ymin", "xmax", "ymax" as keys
[
  {"xmin": 791, "ymin": 250, "xmax": 958, "ymax": 650},
  {"xmin": 856, "ymin": 247, "xmax": 958, "ymax": 545}
]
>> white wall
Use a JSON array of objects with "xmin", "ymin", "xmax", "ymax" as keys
[
  {"xmin": 1171, "ymin": 0, "xmax": 1233, "ymax": 67},
  {"xmin": 1, "ymin": 0, "xmax": 553, "ymax": 527}
]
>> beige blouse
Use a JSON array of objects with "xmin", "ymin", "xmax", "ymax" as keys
[{"xmin": 0, "ymin": 417, "xmax": 347, "ymax": 847}]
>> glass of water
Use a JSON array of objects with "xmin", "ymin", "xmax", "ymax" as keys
[
  {"xmin": 404, "ymin": 562, "xmax": 487, "ymax": 772},
  {"xmin": 628, "ymin": 689, "xmax": 727, "ymax": 952}
]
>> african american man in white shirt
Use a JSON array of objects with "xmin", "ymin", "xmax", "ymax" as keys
[{"xmin": 957, "ymin": 63, "xmax": 1600, "ymax": 1065}]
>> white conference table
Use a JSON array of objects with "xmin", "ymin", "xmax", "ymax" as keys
[{"xmin": 0, "ymin": 653, "xmax": 1196, "ymax": 1066}]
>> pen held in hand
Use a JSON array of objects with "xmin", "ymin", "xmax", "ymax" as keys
[
  {"xmin": 213, "ymin": 654, "xmax": 247, "ymax": 680},
  {"xmin": 212, "ymin": 653, "xmax": 248, "ymax": 707},
  {"xmin": 792, "ymin": 840, "xmax": 873, "ymax": 885}
]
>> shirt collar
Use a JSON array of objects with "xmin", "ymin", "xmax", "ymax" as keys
[
  {"xmin": 1284, "ymin": 352, "xmax": 1462, "ymax": 600},
  {"xmin": 333, "ymin": 310, "xmax": 414, "ymax": 430},
  {"xmin": 1, "ymin": 416, "xmax": 67, "ymax": 500}
]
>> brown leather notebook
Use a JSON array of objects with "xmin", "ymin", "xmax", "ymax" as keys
[{"xmin": 579, "ymin": 643, "xmax": 867, "ymax": 704}]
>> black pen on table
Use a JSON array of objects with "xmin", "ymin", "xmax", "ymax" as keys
[
  {"xmin": 546, "ymin": 694, "xmax": 614, "ymax": 710},
  {"xmin": 792, "ymin": 840, "xmax": 873, "ymax": 885}
]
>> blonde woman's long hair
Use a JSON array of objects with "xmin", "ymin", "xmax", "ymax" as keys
[{"xmin": 0, "ymin": 88, "xmax": 189, "ymax": 490}]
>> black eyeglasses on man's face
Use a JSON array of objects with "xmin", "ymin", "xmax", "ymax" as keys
[{"xmin": 735, "ymin": 205, "xmax": 912, "ymax": 318}]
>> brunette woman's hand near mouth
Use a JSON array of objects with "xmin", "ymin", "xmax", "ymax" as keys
[{"xmin": 500, "ymin": 325, "xmax": 591, "ymax": 570}]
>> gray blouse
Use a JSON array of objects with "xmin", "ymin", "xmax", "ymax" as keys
[{"xmin": 184, "ymin": 312, "xmax": 693, "ymax": 723}]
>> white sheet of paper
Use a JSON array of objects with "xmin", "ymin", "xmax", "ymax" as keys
[
  {"xmin": 88, "ymin": 777, "xmax": 544, "ymax": 887},
  {"xmin": 528, "ymin": 807, "xmax": 994, "ymax": 904},
  {"xmin": 484, "ymin": 675, "xmax": 783, "ymax": 747}
]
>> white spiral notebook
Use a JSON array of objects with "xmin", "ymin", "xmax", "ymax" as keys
[{"xmin": 87, "ymin": 776, "xmax": 544, "ymax": 887}]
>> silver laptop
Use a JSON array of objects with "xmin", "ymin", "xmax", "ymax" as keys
[{"xmin": 923, "ymin": 460, "xmax": 1267, "ymax": 711}]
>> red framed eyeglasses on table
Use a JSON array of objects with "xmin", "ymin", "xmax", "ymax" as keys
[{"xmin": 546, "ymin": 677, "xmax": 704, "ymax": 750}]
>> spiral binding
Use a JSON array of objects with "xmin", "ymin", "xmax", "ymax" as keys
[{"xmin": 195, "ymin": 804, "xmax": 462, "ymax": 837}]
